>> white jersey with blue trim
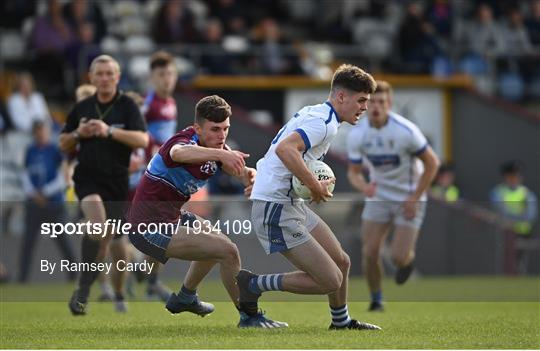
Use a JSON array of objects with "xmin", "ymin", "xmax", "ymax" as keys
[
  {"xmin": 347, "ymin": 111, "xmax": 428, "ymax": 202},
  {"xmin": 251, "ymin": 101, "xmax": 341, "ymax": 202}
]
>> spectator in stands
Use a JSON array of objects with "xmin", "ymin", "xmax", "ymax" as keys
[
  {"xmin": 66, "ymin": 21, "xmax": 102, "ymax": 81},
  {"xmin": 28, "ymin": 0, "xmax": 74, "ymax": 95},
  {"xmin": 0, "ymin": 100, "xmax": 13, "ymax": 135},
  {"xmin": 458, "ymin": 3, "xmax": 506, "ymax": 57},
  {"xmin": 208, "ymin": 0, "xmax": 247, "ymax": 36},
  {"xmin": 62, "ymin": 0, "xmax": 107, "ymax": 44},
  {"xmin": 250, "ymin": 17, "xmax": 303, "ymax": 75},
  {"xmin": 397, "ymin": 2, "xmax": 445, "ymax": 73},
  {"xmin": 525, "ymin": 0, "xmax": 540, "ymax": 47},
  {"xmin": 490, "ymin": 161, "xmax": 538, "ymax": 275},
  {"xmin": 502, "ymin": 7, "xmax": 533, "ymax": 56},
  {"xmin": 426, "ymin": 0, "xmax": 453, "ymax": 40},
  {"xmin": 7, "ymin": 72, "xmax": 50, "ymax": 135},
  {"xmin": 0, "ymin": 99, "xmax": 14, "ymax": 258},
  {"xmin": 430, "ymin": 163, "xmax": 459, "ymax": 202},
  {"xmin": 200, "ymin": 19, "xmax": 234, "ymax": 74},
  {"xmin": 19, "ymin": 121, "xmax": 75, "ymax": 282},
  {"xmin": 0, "ymin": 0, "xmax": 36, "ymax": 29},
  {"xmin": 151, "ymin": 0, "xmax": 199, "ymax": 44}
]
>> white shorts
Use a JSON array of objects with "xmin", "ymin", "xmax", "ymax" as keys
[
  {"xmin": 251, "ymin": 200, "xmax": 320, "ymax": 254},
  {"xmin": 361, "ymin": 200, "xmax": 427, "ymax": 229}
]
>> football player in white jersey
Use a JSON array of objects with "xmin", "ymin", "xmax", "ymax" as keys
[
  {"xmin": 238, "ymin": 65, "xmax": 382, "ymax": 330},
  {"xmin": 346, "ymin": 81, "xmax": 440, "ymax": 311}
]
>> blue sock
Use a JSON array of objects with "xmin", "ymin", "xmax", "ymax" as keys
[
  {"xmin": 330, "ymin": 304, "xmax": 351, "ymax": 327},
  {"xmin": 248, "ymin": 274, "xmax": 284, "ymax": 294},
  {"xmin": 371, "ymin": 290, "xmax": 382, "ymax": 304},
  {"xmin": 177, "ymin": 285, "xmax": 197, "ymax": 304}
]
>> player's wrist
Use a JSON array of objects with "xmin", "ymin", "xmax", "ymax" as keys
[
  {"xmin": 215, "ymin": 148, "xmax": 229, "ymax": 162},
  {"xmin": 107, "ymin": 125, "xmax": 116, "ymax": 139},
  {"xmin": 305, "ymin": 176, "xmax": 321, "ymax": 192}
]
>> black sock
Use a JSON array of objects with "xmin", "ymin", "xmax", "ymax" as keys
[
  {"xmin": 179, "ymin": 284, "xmax": 196, "ymax": 295},
  {"xmin": 115, "ymin": 292, "xmax": 124, "ymax": 301},
  {"xmin": 238, "ymin": 302, "xmax": 259, "ymax": 316},
  {"xmin": 77, "ymin": 236, "xmax": 101, "ymax": 302}
]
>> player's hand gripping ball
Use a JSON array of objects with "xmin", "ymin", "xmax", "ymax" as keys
[{"xmin": 293, "ymin": 160, "xmax": 335, "ymax": 200}]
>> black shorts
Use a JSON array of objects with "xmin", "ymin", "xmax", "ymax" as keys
[
  {"xmin": 129, "ymin": 211, "xmax": 196, "ymax": 264},
  {"xmin": 74, "ymin": 173, "xmax": 128, "ymax": 222}
]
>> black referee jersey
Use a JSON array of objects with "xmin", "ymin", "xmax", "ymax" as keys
[{"xmin": 62, "ymin": 91, "xmax": 146, "ymax": 201}]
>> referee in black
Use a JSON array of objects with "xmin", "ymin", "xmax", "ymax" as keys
[{"xmin": 59, "ymin": 55, "xmax": 148, "ymax": 315}]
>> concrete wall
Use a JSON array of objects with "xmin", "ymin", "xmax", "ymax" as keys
[{"xmin": 452, "ymin": 91, "xmax": 540, "ymax": 201}]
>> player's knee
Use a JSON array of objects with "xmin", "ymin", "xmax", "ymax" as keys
[
  {"xmin": 320, "ymin": 269, "xmax": 343, "ymax": 294},
  {"xmin": 222, "ymin": 241, "xmax": 240, "ymax": 264},
  {"xmin": 335, "ymin": 251, "xmax": 351, "ymax": 273}
]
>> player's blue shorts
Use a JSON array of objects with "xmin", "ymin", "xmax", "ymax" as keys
[{"xmin": 129, "ymin": 210, "xmax": 196, "ymax": 264}]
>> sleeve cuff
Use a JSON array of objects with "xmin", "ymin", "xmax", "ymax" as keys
[
  {"xmin": 413, "ymin": 143, "xmax": 428, "ymax": 156},
  {"xmin": 294, "ymin": 129, "xmax": 311, "ymax": 150},
  {"xmin": 349, "ymin": 158, "xmax": 363, "ymax": 164}
]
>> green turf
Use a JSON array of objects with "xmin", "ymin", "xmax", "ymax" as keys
[{"xmin": 1, "ymin": 277, "xmax": 539, "ymax": 349}]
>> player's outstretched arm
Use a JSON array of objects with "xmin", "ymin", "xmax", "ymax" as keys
[
  {"xmin": 231, "ymin": 167, "xmax": 256, "ymax": 197},
  {"xmin": 275, "ymin": 132, "xmax": 332, "ymax": 203},
  {"xmin": 170, "ymin": 144, "xmax": 248, "ymax": 176}
]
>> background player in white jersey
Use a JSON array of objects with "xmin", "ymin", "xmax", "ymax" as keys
[
  {"xmin": 346, "ymin": 81, "xmax": 440, "ymax": 312},
  {"xmin": 240, "ymin": 64, "xmax": 381, "ymax": 330}
]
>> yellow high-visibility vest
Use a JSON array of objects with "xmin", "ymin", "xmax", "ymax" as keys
[
  {"xmin": 431, "ymin": 185, "xmax": 459, "ymax": 202},
  {"xmin": 499, "ymin": 185, "xmax": 532, "ymax": 235}
]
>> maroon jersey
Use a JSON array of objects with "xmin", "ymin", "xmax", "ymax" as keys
[{"xmin": 128, "ymin": 127, "xmax": 221, "ymax": 226}]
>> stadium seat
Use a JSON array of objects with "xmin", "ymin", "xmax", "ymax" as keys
[
  {"xmin": 128, "ymin": 55, "xmax": 151, "ymax": 82},
  {"xmin": 100, "ymin": 36, "xmax": 122, "ymax": 54},
  {"xmin": 0, "ymin": 32, "xmax": 25, "ymax": 60},
  {"xmin": 352, "ymin": 19, "xmax": 394, "ymax": 59},
  {"xmin": 498, "ymin": 72, "xmax": 525, "ymax": 101},
  {"xmin": 124, "ymin": 35, "xmax": 155, "ymax": 54},
  {"xmin": 431, "ymin": 56, "xmax": 453, "ymax": 77},
  {"xmin": 459, "ymin": 54, "xmax": 488, "ymax": 76}
]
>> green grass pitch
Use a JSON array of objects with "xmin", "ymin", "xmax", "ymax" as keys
[{"xmin": 1, "ymin": 277, "xmax": 539, "ymax": 349}]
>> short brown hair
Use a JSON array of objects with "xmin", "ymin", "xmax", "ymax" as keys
[
  {"xmin": 150, "ymin": 51, "xmax": 175, "ymax": 71},
  {"xmin": 374, "ymin": 80, "xmax": 392, "ymax": 96},
  {"xmin": 330, "ymin": 64, "xmax": 376, "ymax": 94},
  {"xmin": 195, "ymin": 95, "xmax": 231, "ymax": 124}
]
